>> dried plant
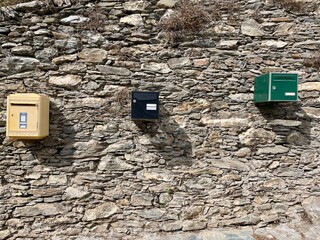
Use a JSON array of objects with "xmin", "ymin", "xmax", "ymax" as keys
[
  {"xmin": 159, "ymin": 0, "xmax": 214, "ymax": 43},
  {"xmin": 272, "ymin": 0, "xmax": 305, "ymax": 12},
  {"xmin": 115, "ymin": 88, "xmax": 130, "ymax": 106},
  {"xmin": 0, "ymin": 0, "xmax": 32, "ymax": 7},
  {"xmin": 218, "ymin": 0, "xmax": 241, "ymax": 20},
  {"xmin": 78, "ymin": 6, "xmax": 106, "ymax": 31},
  {"xmin": 303, "ymin": 50, "xmax": 320, "ymax": 72},
  {"xmin": 253, "ymin": 234, "xmax": 276, "ymax": 240}
]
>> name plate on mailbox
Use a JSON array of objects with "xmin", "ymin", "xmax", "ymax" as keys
[{"xmin": 19, "ymin": 112, "xmax": 27, "ymax": 129}]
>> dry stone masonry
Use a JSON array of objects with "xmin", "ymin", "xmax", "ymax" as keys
[{"xmin": 0, "ymin": 0, "xmax": 320, "ymax": 239}]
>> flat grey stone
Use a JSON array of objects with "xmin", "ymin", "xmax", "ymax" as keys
[
  {"xmin": 0, "ymin": 27, "xmax": 9, "ymax": 34},
  {"xmin": 78, "ymin": 48, "xmax": 108, "ymax": 63},
  {"xmin": 241, "ymin": 19, "xmax": 265, "ymax": 37},
  {"xmin": 257, "ymin": 146, "xmax": 289, "ymax": 155},
  {"xmin": 11, "ymin": 45, "xmax": 34, "ymax": 56},
  {"xmin": 182, "ymin": 220, "xmax": 207, "ymax": 231},
  {"xmin": 167, "ymin": 57, "xmax": 192, "ymax": 69},
  {"xmin": 52, "ymin": 54, "xmax": 77, "ymax": 64},
  {"xmin": 216, "ymin": 40, "xmax": 239, "ymax": 50},
  {"xmin": 83, "ymin": 202, "xmax": 119, "ymax": 221},
  {"xmin": 302, "ymin": 107, "xmax": 320, "ymax": 119},
  {"xmin": 293, "ymin": 40, "xmax": 320, "ymax": 48},
  {"xmin": 13, "ymin": 203, "xmax": 68, "ymax": 217},
  {"xmin": 157, "ymin": 0, "xmax": 178, "ymax": 8},
  {"xmin": 14, "ymin": 1, "xmax": 46, "ymax": 11},
  {"xmin": 64, "ymin": 187, "xmax": 90, "ymax": 200},
  {"xmin": 299, "ymin": 82, "xmax": 320, "ymax": 91},
  {"xmin": 7, "ymin": 56, "xmax": 39, "ymax": 73},
  {"xmin": 47, "ymin": 175, "xmax": 67, "ymax": 185},
  {"xmin": 141, "ymin": 62, "xmax": 171, "ymax": 73},
  {"xmin": 131, "ymin": 193, "xmax": 153, "ymax": 206},
  {"xmin": 302, "ymin": 196, "xmax": 320, "ymax": 224},
  {"xmin": 0, "ymin": 230, "xmax": 11, "ymax": 240},
  {"xmin": 222, "ymin": 214, "xmax": 260, "ymax": 226},
  {"xmin": 60, "ymin": 15, "xmax": 89, "ymax": 24},
  {"xmin": 239, "ymin": 128, "xmax": 276, "ymax": 146},
  {"xmin": 54, "ymin": 37, "xmax": 82, "ymax": 53},
  {"xmin": 269, "ymin": 119, "xmax": 302, "ymax": 127},
  {"xmin": 35, "ymin": 47, "xmax": 58, "ymax": 62},
  {"xmin": 274, "ymin": 22, "xmax": 294, "ymax": 36},
  {"xmin": 97, "ymin": 65, "xmax": 132, "ymax": 76},
  {"xmin": 261, "ymin": 40, "xmax": 288, "ymax": 48},
  {"xmin": 200, "ymin": 117, "xmax": 252, "ymax": 128},
  {"xmin": 34, "ymin": 29, "xmax": 52, "ymax": 36},
  {"xmin": 123, "ymin": 0, "xmax": 149, "ymax": 11},
  {"xmin": 209, "ymin": 158, "xmax": 250, "ymax": 172},
  {"xmin": 120, "ymin": 14, "xmax": 144, "ymax": 26},
  {"xmin": 161, "ymin": 221, "xmax": 183, "ymax": 231},
  {"xmin": 105, "ymin": 140, "xmax": 135, "ymax": 153},
  {"xmin": 98, "ymin": 156, "xmax": 134, "ymax": 171},
  {"xmin": 49, "ymin": 75, "xmax": 81, "ymax": 88},
  {"xmin": 138, "ymin": 208, "xmax": 165, "ymax": 220}
]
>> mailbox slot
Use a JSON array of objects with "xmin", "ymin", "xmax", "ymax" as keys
[
  {"xmin": 10, "ymin": 103, "xmax": 37, "ymax": 106},
  {"xmin": 131, "ymin": 91, "xmax": 159, "ymax": 121}
]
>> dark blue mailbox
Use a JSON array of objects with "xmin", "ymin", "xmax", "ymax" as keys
[{"xmin": 131, "ymin": 91, "xmax": 159, "ymax": 121}]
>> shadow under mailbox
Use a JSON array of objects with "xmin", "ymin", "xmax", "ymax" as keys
[
  {"xmin": 133, "ymin": 106, "xmax": 193, "ymax": 167},
  {"xmin": 256, "ymin": 102, "xmax": 311, "ymax": 145}
]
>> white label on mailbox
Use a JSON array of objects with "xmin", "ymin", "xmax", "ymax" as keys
[
  {"xmin": 285, "ymin": 92, "xmax": 296, "ymax": 96},
  {"xmin": 19, "ymin": 112, "xmax": 27, "ymax": 129},
  {"xmin": 146, "ymin": 104, "xmax": 157, "ymax": 111}
]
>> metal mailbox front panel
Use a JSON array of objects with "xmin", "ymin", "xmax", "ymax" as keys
[
  {"xmin": 9, "ymin": 104, "xmax": 38, "ymax": 132},
  {"xmin": 131, "ymin": 92, "xmax": 159, "ymax": 120},
  {"xmin": 271, "ymin": 73, "xmax": 298, "ymax": 101}
]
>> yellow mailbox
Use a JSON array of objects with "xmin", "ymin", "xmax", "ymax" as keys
[{"xmin": 6, "ymin": 93, "xmax": 49, "ymax": 139}]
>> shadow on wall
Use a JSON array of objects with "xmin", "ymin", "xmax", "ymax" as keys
[
  {"xmin": 133, "ymin": 106, "xmax": 193, "ymax": 167},
  {"xmin": 31, "ymin": 100, "xmax": 76, "ymax": 167},
  {"xmin": 256, "ymin": 102, "xmax": 311, "ymax": 145}
]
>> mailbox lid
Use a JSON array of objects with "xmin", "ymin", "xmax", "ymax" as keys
[
  {"xmin": 270, "ymin": 73, "xmax": 298, "ymax": 101},
  {"xmin": 8, "ymin": 93, "xmax": 44, "ymax": 102},
  {"xmin": 132, "ymin": 91, "xmax": 159, "ymax": 101},
  {"xmin": 131, "ymin": 91, "xmax": 159, "ymax": 120}
]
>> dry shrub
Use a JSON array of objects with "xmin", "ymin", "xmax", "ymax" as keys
[
  {"xmin": 115, "ymin": 88, "xmax": 130, "ymax": 106},
  {"xmin": 79, "ymin": 6, "xmax": 106, "ymax": 31},
  {"xmin": 0, "ymin": 0, "xmax": 32, "ymax": 7},
  {"xmin": 272, "ymin": 0, "xmax": 305, "ymax": 12},
  {"xmin": 159, "ymin": 0, "xmax": 214, "ymax": 43},
  {"xmin": 253, "ymin": 234, "xmax": 276, "ymax": 240},
  {"xmin": 218, "ymin": 0, "xmax": 241, "ymax": 18},
  {"xmin": 303, "ymin": 50, "xmax": 320, "ymax": 72}
]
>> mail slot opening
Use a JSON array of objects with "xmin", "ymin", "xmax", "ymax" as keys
[{"xmin": 11, "ymin": 103, "xmax": 37, "ymax": 106}]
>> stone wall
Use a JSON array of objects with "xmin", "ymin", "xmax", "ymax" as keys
[{"xmin": 0, "ymin": 0, "xmax": 320, "ymax": 239}]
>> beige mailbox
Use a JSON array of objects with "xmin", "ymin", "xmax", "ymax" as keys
[{"xmin": 6, "ymin": 93, "xmax": 49, "ymax": 139}]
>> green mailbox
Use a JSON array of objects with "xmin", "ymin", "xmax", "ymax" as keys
[{"xmin": 254, "ymin": 73, "xmax": 298, "ymax": 103}]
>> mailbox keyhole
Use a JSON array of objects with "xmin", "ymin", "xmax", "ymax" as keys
[{"xmin": 272, "ymin": 86, "xmax": 276, "ymax": 90}]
